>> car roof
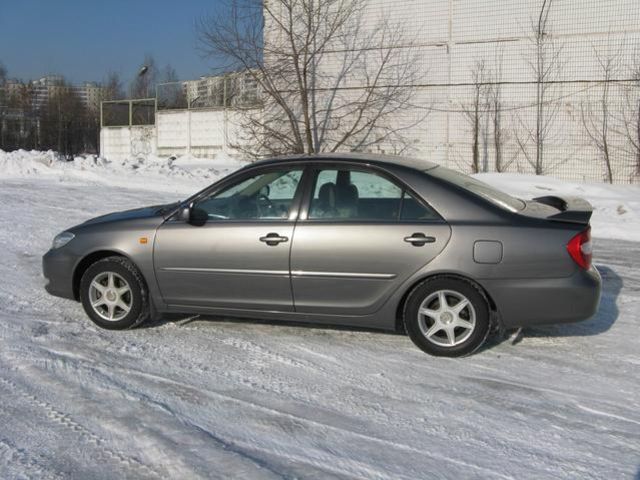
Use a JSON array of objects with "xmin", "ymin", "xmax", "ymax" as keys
[{"xmin": 247, "ymin": 153, "xmax": 438, "ymax": 172}]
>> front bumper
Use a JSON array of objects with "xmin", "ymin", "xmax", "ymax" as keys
[
  {"xmin": 482, "ymin": 266, "xmax": 602, "ymax": 328},
  {"xmin": 42, "ymin": 248, "xmax": 77, "ymax": 300}
]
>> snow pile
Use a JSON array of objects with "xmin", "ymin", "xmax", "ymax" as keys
[
  {"xmin": 0, "ymin": 149, "xmax": 247, "ymax": 193},
  {"xmin": 0, "ymin": 149, "xmax": 62, "ymax": 177},
  {"xmin": 476, "ymin": 173, "xmax": 640, "ymax": 242}
]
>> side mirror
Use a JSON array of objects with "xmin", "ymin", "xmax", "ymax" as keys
[{"xmin": 176, "ymin": 203, "xmax": 192, "ymax": 222}]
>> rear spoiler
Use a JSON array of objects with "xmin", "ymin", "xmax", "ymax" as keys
[{"xmin": 533, "ymin": 195, "xmax": 593, "ymax": 224}]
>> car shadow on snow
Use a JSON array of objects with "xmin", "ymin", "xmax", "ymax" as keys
[
  {"xmin": 142, "ymin": 312, "xmax": 404, "ymax": 337},
  {"xmin": 508, "ymin": 264, "xmax": 622, "ymax": 342}
]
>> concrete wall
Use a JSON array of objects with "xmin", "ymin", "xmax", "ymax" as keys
[
  {"xmin": 156, "ymin": 109, "xmax": 229, "ymax": 157},
  {"xmin": 101, "ymin": 109, "xmax": 245, "ymax": 161}
]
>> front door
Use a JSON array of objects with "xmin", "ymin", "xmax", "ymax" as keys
[
  {"xmin": 154, "ymin": 166, "xmax": 304, "ymax": 311},
  {"xmin": 290, "ymin": 166, "xmax": 451, "ymax": 315}
]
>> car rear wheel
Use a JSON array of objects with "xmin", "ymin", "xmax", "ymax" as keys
[
  {"xmin": 403, "ymin": 277, "xmax": 491, "ymax": 357},
  {"xmin": 79, "ymin": 256, "xmax": 150, "ymax": 330}
]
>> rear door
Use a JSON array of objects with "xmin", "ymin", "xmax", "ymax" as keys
[
  {"xmin": 154, "ymin": 165, "xmax": 305, "ymax": 311},
  {"xmin": 290, "ymin": 164, "xmax": 451, "ymax": 315}
]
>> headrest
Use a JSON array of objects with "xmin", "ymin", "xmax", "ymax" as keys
[
  {"xmin": 336, "ymin": 182, "xmax": 358, "ymax": 206},
  {"xmin": 318, "ymin": 182, "xmax": 336, "ymax": 206}
]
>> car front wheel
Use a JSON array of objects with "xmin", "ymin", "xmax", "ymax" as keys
[
  {"xmin": 403, "ymin": 277, "xmax": 491, "ymax": 357},
  {"xmin": 79, "ymin": 256, "xmax": 150, "ymax": 330}
]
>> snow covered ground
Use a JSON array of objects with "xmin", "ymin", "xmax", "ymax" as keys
[{"xmin": 0, "ymin": 151, "xmax": 639, "ymax": 479}]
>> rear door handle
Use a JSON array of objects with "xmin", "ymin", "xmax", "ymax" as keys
[
  {"xmin": 404, "ymin": 233, "xmax": 436, "ymax": 246},
  {"xmin": 260, "ymin": 232, "xmax": 289, "ymax": 246}
]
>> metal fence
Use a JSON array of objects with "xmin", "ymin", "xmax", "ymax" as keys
[
  {"xmin": 0, "ymin": 106, "xmax": 39, "ymax": 151},
  {"xmin": 101, "ymin": 99, "xmax": 156, "ymax": 127},
  {"xmin": 156, "ymin": 72, "xmax": 260, "ymax": 111}
]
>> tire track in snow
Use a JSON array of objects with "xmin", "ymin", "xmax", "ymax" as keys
[
  {"xmin": 2, "ymin": 348, "xmax": 292, "ymax": 480},
  {"xmin": 0, "ymin": 373, "xmax": 163, "ymax": 480},
  {"xmin": 18, "ymin": 344, "xmax": 515, "ymax": 480},
  {"xmin": 0, "ymin": 438, "xmax": 65, "ymax": 480},
  {"xmin": 11, "ymin": 348, "xmax": 375, "ymax": 479},
  {"xmin": 25, "ymin": 319, "xmax": 608, "ymax": 479},
  {"xmin": 116, "ymin": 367, "xmax": 516, "ymax": 480}
]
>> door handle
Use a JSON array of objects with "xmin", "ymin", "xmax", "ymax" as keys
[
  {"xmin": 404, "ymin": 233, "xmax": 436, "ymax": 246},
  {"xmin": 259, "ymin": 232, "xmax": 289, "ymax": 246}
]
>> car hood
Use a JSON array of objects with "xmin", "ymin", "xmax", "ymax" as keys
[{"xmin": 81, "ymin": 202, "xmax": 179, "ymax": 227}]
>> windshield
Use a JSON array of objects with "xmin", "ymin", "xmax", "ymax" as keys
[{"xmin": 429, "ymin": 167, "xmax": 525, "ymax": 212}]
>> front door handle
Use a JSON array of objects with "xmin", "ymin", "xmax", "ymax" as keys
[
  {"xmin": 404, "ymin": 233, "xmax": 436, "ymax": 246},
  {"xmin": 260, "ymin": 232, "xmax": 289, "ymax": 246}
]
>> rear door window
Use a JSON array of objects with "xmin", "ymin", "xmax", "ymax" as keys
[{"xmin": 308, "ymin": 167, "xmax": 440, "ymax": 222}]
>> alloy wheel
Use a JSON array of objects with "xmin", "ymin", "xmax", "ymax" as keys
[
  {"xmin": 88, "ymin": 271, "xmax": 132, "ymax": 322},
  {"xmin": 417, "ymin": 289, "xmax": 476, "ymax": 347}
]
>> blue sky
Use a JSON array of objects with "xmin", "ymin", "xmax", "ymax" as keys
[{"xmin": 0, "ymin": 0, "xmax": 221, "ymax": 85}]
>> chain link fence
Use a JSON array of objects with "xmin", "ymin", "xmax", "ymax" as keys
[{"xmin": 0, "ymin": 107, "xmax": 39, "ymax": 151}]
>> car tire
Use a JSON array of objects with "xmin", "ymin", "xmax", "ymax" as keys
[
  {"xmin": 79, "ymin": 256, "xmax": 150, "ymax": 330},
  {"xmin": 403, "ymin": 276, "xmax": 491, "ymax": 357}
]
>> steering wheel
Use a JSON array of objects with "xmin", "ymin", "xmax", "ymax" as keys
[{"xmin": 256, "ymin": 194, "xmax": 275, "ymax": 218}]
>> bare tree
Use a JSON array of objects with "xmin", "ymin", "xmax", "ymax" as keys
[
  {"xmin": 4, "ymin": 81, "xmax": 38, "ymax": 150},
  {"xmin": 157, "ymin": 65, "xmax": 187, "ymax": 109},
  {"xmin": 516, "ymin": 0, "xmax": 564, "ymax": 175},
  {"xmin": 486, "ymin": 51, "xmax": 514, "ymax": 172},
  {"xmin": 581, "ymin": 46, "xmax": 621, "ymax": 183},
  {"xmin": 159, "ymin": 64, "xmax": 179, "ymax": 84},
  {"xmin": 0, "ymin": 62, "xmax": 7, "ymax": 149},
  {"xmin": 0, "ymin": 62, "xmax": 6, "ymax": 99},
  {"xmin": 39, "ymin": 80, "xmax": 89, "ymax": 155},
  {"xmin": 461, "ymin": 60, "xmax": 488, "ymax": 173},
  {"xmin": 0, "ymin": 62, "xmax": 6, "ymax": 87},
  {"xmin": 617, "ymin": 54, "xmax": 640, "ymax": 176},
  {"xmin": 103, "ymin": 71, "xmax": 124, "ymax": 101},
  {"xmin": 197, "ymin": 0, "xmax": 424, "ymax": 156}
]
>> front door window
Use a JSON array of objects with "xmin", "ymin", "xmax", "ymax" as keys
[{"xmin": 193, "ymin": 168, "xmax": 303, "ymax": 221}]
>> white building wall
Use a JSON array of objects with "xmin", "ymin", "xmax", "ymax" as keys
[{"xmin": 310, "ymin": 0, "xmax": 640, "ymax": 182}]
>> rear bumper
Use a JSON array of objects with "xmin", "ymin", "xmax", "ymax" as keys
[
  {"xmin": 42, "ymin": 248, "xmax": 77, "ymax": 300},
  {"xmin": 482, "ymin": 266, "xmax": 602, "ymax": 328}
]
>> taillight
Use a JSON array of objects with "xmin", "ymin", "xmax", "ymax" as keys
[{"xmin": 567, "ymin": 227, "xmax": 592, "ymax": 270}]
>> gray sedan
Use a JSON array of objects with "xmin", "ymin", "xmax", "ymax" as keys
[{"xmin": 43, "ymin": 154, "xmax": 601, "ymax": 356}]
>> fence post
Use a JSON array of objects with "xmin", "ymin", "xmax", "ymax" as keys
[
  {"xmin": 187, "ymin": 108, "xmax": 192, "ymax": 156},
  {"xmin": 154, "ymin": 94, "xmax": 158, "ymax": 156},
  {"xmin": 223, "ymin": 75, "xmax": 228, "ymax": 153}
]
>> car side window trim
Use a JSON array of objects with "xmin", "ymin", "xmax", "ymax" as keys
[
  {"xmin": 297, "ymin": 162, "xmax": 444, "ymax": 224},
  {"xmin": 167, "ymin": 163, "xmax": 311, "ymax": 224}
]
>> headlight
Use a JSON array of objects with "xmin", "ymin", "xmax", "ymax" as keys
[{"xmin": 51, "ymin": 231, "xmax": 75, "ymax": 250}]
